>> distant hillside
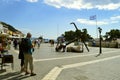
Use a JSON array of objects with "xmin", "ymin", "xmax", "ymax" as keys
[{"xmin": 0, "ymin": 21, "xmax": 19, "ymax": 32}]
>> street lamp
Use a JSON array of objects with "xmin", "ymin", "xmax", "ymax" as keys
[{"xmin": 97, "ymin": 27, "xmax": 102, "ymax": 56}]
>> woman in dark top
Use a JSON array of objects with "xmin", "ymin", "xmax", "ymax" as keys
[{"xmin": 18, "ymin": 38, "xmax": 24, "ymax": 72}]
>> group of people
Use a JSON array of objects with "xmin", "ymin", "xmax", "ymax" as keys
[
  {"xmin": 18, "ymin": 33, "xmax": 36, "ymax": 76},
  {"xmin": 32, "ymin": 39, "xmax": 42, "ymax": 49}
]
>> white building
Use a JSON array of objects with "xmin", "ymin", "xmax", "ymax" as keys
[
  {"xmin": 0, "ymin": 22, "xmax": 24, "ymax": 38},
  {"xmin": 0, "ymin": 23, "xmax": 3, "ymax": 33},
  {"xmin": 0, "ymin": 23, "xmax": 8, "ymax": 35}
]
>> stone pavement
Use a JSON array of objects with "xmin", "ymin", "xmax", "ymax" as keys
[
  {"xmin": 56, "ymin": 55, "xmax": 120, "ymax": 80},
  {"xmin": 0, "ymin": 43, "xmax": 120, "ymax": 80}
]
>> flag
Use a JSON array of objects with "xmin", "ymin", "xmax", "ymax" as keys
[{"xmin": 90, "ymin": 15, "xmax": 96, "ymax": 20}]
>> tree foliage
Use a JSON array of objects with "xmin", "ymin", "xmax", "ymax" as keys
[
  {"xmin": 38, "ymin": 36, "xmax": 43, "ymax": 40},
  {"xmin": 64, "ymin": 30, "xmax": 75, "ymax": 41},
  {"xmin": 64, "ymin": 28, "xmax": 93, "ymax": 41},
  {"xmin": 104, "ymin": 29, "xmax": 120, "ymax": 41}
]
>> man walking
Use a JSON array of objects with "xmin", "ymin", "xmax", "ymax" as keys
[{"xmin": 23, "ymin": 32, "xmax": 36, "ymax": 76}]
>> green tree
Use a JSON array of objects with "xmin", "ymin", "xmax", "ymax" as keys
[
  {"xmin": 81, "ymin": 28, "xmax": 93, "ymax": 41},
  {"xmin": 104, "ymin": 29, "xmax": 120, "ymax": 41},
  {"xmin": 64, "ymin": 28, "xmax": 93, "ymax": 41},
  {"xmin": 64, "ymin": 30, "xmax": 75, "ymax": 41},
  {"xmin": 82, "ymin": 29, "xmax": 88, "ymax": 41},
  {"xmin": 38, "ymin": 36, "xmax": 43, "ymax": 40}
]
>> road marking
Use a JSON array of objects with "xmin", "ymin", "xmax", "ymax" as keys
[
  {"xmin": 12, "ymin": 49, "xmax": 120, "ymax": 62},
  {"xmin": 42, "ymin": 54, "xmax": 120, "ymax": 80},
  {"xmin": 33, "ymin": 50, "xmax": 119, "ymax": 62},
  {"xmin": 41, "ymin": 67, "xmax": 63, "ymax": 80}
]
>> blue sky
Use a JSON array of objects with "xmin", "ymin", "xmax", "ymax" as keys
[{"xmin": 0, "ymin": 0, "xmax": 120, "ymax": 39}]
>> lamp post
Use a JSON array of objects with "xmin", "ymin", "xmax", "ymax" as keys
[{"xmin": 98, "ymin": 27, "xmax": 102, "ymax": 55}]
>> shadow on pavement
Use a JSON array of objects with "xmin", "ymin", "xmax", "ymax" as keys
[
  {"xmin": 0, "ymin": 69, "xmax": 6, "ymax": 73},
  {"xmin": 0, "ymin": 71, "xmax": 30, "ymax": 80}
]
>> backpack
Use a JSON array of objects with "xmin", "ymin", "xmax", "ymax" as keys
[{"xmin": 21, "ymin": 38, "xmax": 30, "ymax": 53}]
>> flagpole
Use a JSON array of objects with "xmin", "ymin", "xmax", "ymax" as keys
[
  {"xmin": 95, "ymin": 15, "xmax": 98, "ymax": 38},
  {"xmin": 90, "ymin": 15, "xmax": 98, "ymax": 38},
  {"xmin": 57, "ymin": 24, "xmax": 59, "ymax": 37}
]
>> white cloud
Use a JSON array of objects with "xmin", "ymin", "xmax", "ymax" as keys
[
  {"xmin": 110, "ymin": 15, "xmax": 120, "ymax": 20},
  {"xmin": 109, "ymin": 15, "xmax": 120, "ymax": 24},
  {"xmin": 96, "ymin": 3, "xmax": 120, "ymax": 10},
  {"xmin": 111, "ymin": 21, "xmax": 119, "ymax": 24},
  {"xmin": 77, "ymin": 19, "xmax": 108, "ymax": 26},
  {"xmin": 44, "ymin": 0, "xmax": 120, "ymax": 10},
  {"xmin": 26, "ymin": 0, "xmax": 38, "ymax": 3},
  {"xmin": 77, "ymin": 15, "xmax": 120, "ymax": 26}
]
